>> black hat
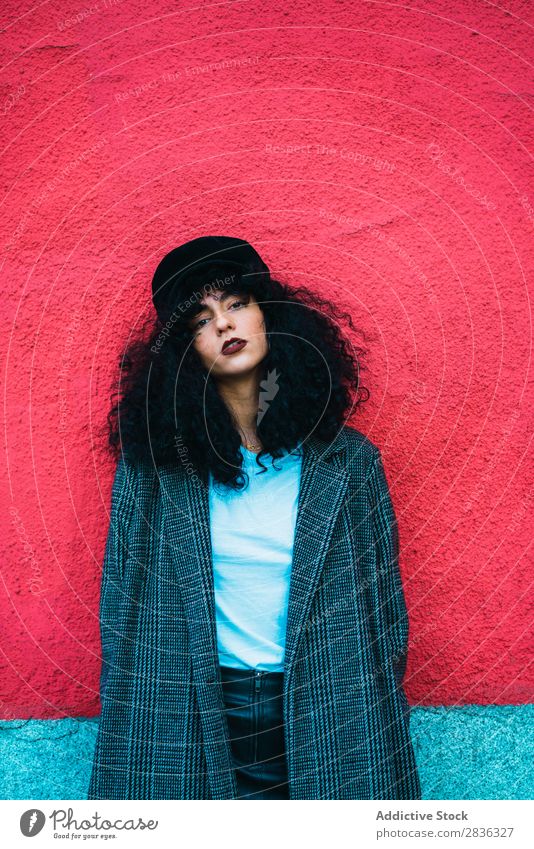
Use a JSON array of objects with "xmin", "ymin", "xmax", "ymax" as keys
[{"xmin": 151, "ymin": 235, "xmax": 270, "ymax": 322}]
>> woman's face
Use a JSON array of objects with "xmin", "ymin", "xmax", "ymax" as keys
[{"xmin": 187, "ymin": 289, "xmax": 269, "ymax": 379}]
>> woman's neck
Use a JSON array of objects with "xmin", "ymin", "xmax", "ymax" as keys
[{"xmin": 215, "ymin": 368, "xmax": 263, "ymax": 449}]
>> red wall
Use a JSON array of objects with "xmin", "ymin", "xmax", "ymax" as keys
[{"xmin": 1, "ymin": 0, "xmax": 532, "ymax": 718}]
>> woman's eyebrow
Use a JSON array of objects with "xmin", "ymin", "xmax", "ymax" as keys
[
  {"xmin": 186, "ymin": 291, "xmax": 238, "ymax": 322},
  {"xmin": 198, "ymin": 290, "xmax": 243, "ymax": 309}
]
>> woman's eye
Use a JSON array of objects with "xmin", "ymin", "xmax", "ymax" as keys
[{"xmin": 193, "ymin": 299, "xmax": 247, "ymax": 330}]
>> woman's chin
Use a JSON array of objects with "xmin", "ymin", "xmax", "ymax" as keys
[{"xmin": 213, "ymin": 353, "xmax": 264, "ymax": 378}]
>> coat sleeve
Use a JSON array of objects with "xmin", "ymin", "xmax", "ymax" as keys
[
  {"xmin": 365, "ymin": 447, "xmax": 410, "ymax": 692},
  {"xmin": 97, "ymin": 454, "xmax": 137, "ymax": 699}
]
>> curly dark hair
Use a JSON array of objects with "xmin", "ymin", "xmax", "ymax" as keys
[{"xmin": 103, "ymin": 268, "xmax": 370, "ymax": 490}]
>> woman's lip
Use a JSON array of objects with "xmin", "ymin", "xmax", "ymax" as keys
[{"xmin": 222, "ymin": 339, "xmax": 247, "ymax": 355}]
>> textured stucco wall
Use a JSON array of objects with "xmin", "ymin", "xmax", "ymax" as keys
[{"xmin": 1, "ymin": 0, "xmax": 532, "ymax": 734}]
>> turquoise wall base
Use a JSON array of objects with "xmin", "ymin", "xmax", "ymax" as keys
[{"xmin": 0, "ymin": 706, "xmax": 532, "ymax": 800}]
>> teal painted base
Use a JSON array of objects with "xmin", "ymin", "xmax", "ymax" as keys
[
  {"xmin": 410, "ymin": 704, "xmax": 533, "ymax": 800},
  {"xmin": 0, "ymin": 706, "xmax": 532, "ymax": 800}
]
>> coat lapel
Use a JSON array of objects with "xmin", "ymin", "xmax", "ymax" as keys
[
  {"xmin": 158, "ymin": 458, "xmax": 237, "ymax": 797},
  {"xmin": 283, "ymin": 430, "xmax": 350, "ymax": 686}
]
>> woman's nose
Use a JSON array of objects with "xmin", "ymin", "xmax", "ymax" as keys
[{"xmin": 215, "ymin": 310, "xmax": 234, "ymax": 331}]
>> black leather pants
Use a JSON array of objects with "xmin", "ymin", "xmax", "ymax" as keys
[{"xmin": 220, "ymin": 665, "xmax": 290, "ymax": 800}]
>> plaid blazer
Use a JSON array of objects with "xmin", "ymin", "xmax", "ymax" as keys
[{"xmin": 88, "ymin": 424, "xmax": 422, "ymax": 800}]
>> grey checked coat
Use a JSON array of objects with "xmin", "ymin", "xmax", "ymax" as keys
[{"xmin": 88, "ymin": 425, "xmax": 422, "ymax": 800}]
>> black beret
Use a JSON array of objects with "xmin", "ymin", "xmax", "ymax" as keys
[{"xmin": 151, "ymin": 235, "xmax": 270, "ymax": 322}]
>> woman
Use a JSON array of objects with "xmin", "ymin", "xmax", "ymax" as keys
[{"xmin": 88, "ymin": 236, "xmax": 422, "ymax": 800}]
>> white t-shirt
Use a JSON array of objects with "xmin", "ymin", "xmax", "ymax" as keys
[{"xmin": 208, "ymin": 443, "xmax": 303, "ymax": 671}]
